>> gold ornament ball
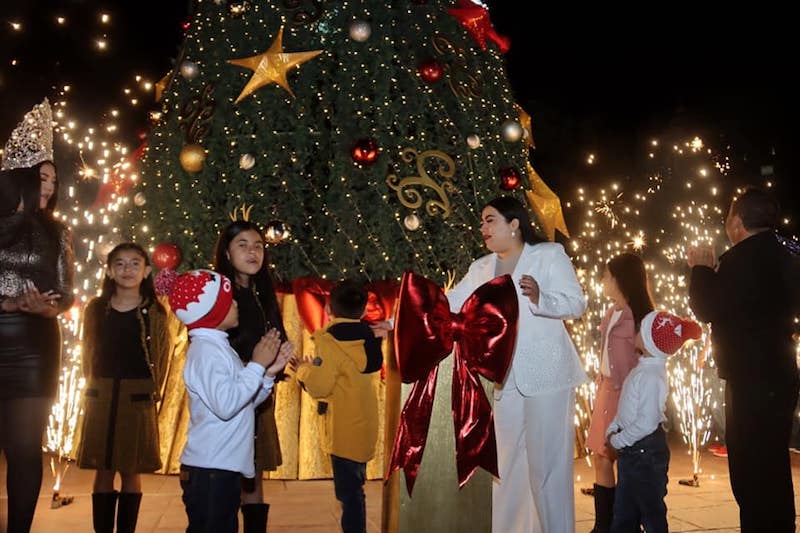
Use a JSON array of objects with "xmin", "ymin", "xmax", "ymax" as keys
[
  {"xmin": 501, "ymin": 119, "xmax": 523, "ymax": 143},
  {"xmin": 404, "ymin": 214, "xmax": 421, "ymax": 231},
  {"xmin": 229, "ymin": 1, "xmax": 250, "ymax": 16},
  {"xmin": 239, "ymin": 153, "xmax": 255, "ymax": 170},
  {"xmin": 265, "ymin": 220, "xmax": 290, "ymax": 244},
  {"xmin": 134, "ymin": 192, "xmax": 146, "ymax": 206},
  {"xmin": 466, "ymin": 134, "xmax": 481, "ymax": 149},
  {"xmin": 180, "ymin": 143, "xmax": 206, "ymax": 173}
]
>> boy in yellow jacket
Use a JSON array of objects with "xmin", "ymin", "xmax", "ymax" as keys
[{"xmin": 292, "ymin": 280, "xmax": 382, "ymax": 533}]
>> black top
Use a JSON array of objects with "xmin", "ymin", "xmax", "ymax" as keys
[
  {"xmin": 95, "ymin": 307, "xmax": 151, "ymax": 379},
  {"xmin": 689, "ymin": 231, "xmax": 800, "ymax": 386},
  {"xmin": 228, "ymin": 284, "xmax": 279, "ymax": 363},
  {"xmin": 327, "ymin": 321, "xmax": 383, "ymax": 373}
]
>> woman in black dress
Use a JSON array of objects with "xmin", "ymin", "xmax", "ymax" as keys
[{"xmin": 0, "ymin": 162, "xmax": 74, "ymax": 532}]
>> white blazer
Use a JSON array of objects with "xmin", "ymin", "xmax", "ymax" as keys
[{"xmin": 446, "ymin": 242, "xmax": 588, "ymax": 397}]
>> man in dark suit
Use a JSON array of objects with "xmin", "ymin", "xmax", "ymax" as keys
[{"xmin": 689, "ymin": 187, "xmax": 800, "ymax": 532}]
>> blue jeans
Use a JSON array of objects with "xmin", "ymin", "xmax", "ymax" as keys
[
  {"xmin": 611, "ymin": 426, "xmax": 669, "ymax": 533},
  {"xmin": 179, "ymin": 465, "xmax": 241, "ymax": 533},
  {"xmin": 331, "ymin": 455, "xmax": 366, "ymax": 533}
]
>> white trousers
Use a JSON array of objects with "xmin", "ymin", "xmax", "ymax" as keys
[{"xmin": 492, "ymin": 386, "xmax": 576, "ymax": 533}]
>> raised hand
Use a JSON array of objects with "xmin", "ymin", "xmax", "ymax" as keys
[
  {"xmin": 369, "ymin": 320, "xmax": 392, "ymax": 339},
  {"xmin": 687, "ymin": 246, "xmax": 716, "ymax": 269},
  {"xmin": 267, "ymin": 341, "xmax": 294, "ymax": 377},
  {"xmin": 519, "ymin": 274, "xmax": 540, "ymax": 305},
  {"xmin": 251, "ymin": 328, "xmax": 282, "ymax": 368}
]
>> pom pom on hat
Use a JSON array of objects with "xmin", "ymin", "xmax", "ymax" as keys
[
  {"xmin": 166, "ymin": 269, "xmax": 233, "ymax": 330},
  {"xmin": 640, "ymin": 311, "xmax": 702, "ymax": 358}
]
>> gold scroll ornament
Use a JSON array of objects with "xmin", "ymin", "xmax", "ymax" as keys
[{"xmin": 386, "ymin": 149, "xmax": 457, "ymax": 219}]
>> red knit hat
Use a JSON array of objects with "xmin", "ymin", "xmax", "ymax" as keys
[
  {"xmin": 640, "ymin": 311, "xmax": 703, "ymax": 358},
  {"xmin": 167, "ymin": 269, "xmax": 233, "ymax": 330}
]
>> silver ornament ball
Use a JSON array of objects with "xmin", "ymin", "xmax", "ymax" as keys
[
  {"xmin": 501, "ymin": 120, "xmax": 523, "ymax": 143},
  {"xmin": 180, "ymin": 60, "xmax": 200, "ymax": 80},
  {"xmin": 404, "ymin": 214, "xmax": 421, "ymax": 231},
  {"xmin": 349, "ymin": 20, "xmax": 372, "ymax": 42},
  {"xmin": 239, "ymin": 153, "xmax": 255, "ymax": 170},
  {"xmin": 134, "ymin": 192, "xmax": 146, "ymax": 206},
  {"xmin": 466, "ymin": 134, "xmax": 481, "ymax": 149}
]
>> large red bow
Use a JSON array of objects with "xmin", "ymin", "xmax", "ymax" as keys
[
  {"xmin": 388, "ymin": 272, "xmax": 518, "ymax": 494},
  {"xmin": 448, "ymin": 0, "xmax": 511, "ymax": 53}
]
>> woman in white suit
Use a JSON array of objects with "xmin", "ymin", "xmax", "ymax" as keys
[{"xmin": 446, "ymin": 196, "xmax": 588, "ymax": 533}]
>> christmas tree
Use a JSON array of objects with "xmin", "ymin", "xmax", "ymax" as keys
[{"xmin": 122, "ymin": 0, "xmax": 538, "ymax": 283}]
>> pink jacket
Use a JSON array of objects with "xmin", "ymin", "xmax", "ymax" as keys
[{"xmin": 598, "ymin": 305, "xmax": 638, "ymax": 390}]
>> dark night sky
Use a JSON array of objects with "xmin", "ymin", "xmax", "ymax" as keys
[{"xmin": 1, "ymin": 1, "xmax": 796, "ymax": 225}]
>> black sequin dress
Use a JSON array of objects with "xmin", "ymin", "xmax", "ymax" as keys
[{"xmin": 0, "ymin": 213, "xmax": 74, "ymax": 399}]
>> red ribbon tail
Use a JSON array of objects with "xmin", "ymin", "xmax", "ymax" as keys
[
  {"xmin": 452, "ymin": 351, "xmax": 499, "ymax": 489},
  {"xmin": 387, "ymin": 366, "xmax": 438, "ymax": 496},
  {"xmin": 487, "ymin": 29, "xmax": 511, "ymax": 53}
]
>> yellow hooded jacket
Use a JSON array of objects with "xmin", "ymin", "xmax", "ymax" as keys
[{"xmin": 296, "ymin": 318, "xmax": 380, "ymax": 463}]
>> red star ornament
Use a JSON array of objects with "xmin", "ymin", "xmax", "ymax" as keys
[{"xmin": 447, "ymin": 0, "xmax": 510, "ymax": 53}]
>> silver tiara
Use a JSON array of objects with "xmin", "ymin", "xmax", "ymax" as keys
[{"xmin": 1, "ymin": 98, "xmax": 54, "ymax": 170}]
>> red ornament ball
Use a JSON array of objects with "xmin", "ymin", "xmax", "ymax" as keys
[
  {"xmin": 351, "ymin": 137, "xmax": 379, "ymax": 165},
  {"xmin": 499, "ymin": 167, "xmax": 522, "ymax": 191},
  {"xmin": 418, "ymin": 59, "xmax": 444, "ymax": 84},
  {"xmin": 152, "ymin": 243, "xmax": 182, "ymax": 270}
]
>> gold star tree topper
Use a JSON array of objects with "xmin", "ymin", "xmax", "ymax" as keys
[
  {"xmin": 228, "ymin": 26, "xmax": 322, "ymax": 103},
  {"xmin": 525, "ymin": 162, "xmax": 570, "ymax": 241}
]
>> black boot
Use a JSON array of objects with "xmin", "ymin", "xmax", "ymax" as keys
[
  {"xmin": 92, "ymin": 491, "xmax": 118, "ymax": 533},
  {"xmin": 116, "ymin": 492, "xmax": 142, "ymax": 533},
  {"xmin": 241, "ymin": 503, "xmax": 270, "ymax": 533},
  {"xmin": 590, "ymin": 484, "xmax": 615, "ymax": 533}
]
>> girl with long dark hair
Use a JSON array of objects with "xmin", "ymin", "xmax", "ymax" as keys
[
  {"xmin": 77, "ymin": 242, "xmax": 173, "ymax": 533},
  {"xmin": 213, "ymin": 220, "xmax": 287, "ymax": 532},
  {"xmin": 585, "ymin": 252, "xmax": 654, "ymax": 532}
]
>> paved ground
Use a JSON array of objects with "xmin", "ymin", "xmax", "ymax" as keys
[{"xmin": 2, "ymin": 439, "xmax": 797, "ymax": 532}]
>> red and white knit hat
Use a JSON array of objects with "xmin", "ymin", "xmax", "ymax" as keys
[
  {"xmin": 167, "ymin": 269, "xmax": 233, "ymax": 330},
  {"xmin": 640, "ymin": 311, "xmax": 702, "ymax": 358}
]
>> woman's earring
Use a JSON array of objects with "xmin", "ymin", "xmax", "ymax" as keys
[{"xmin": 511, "ymin": 231, "xmax": 516, "ymax": 238}]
